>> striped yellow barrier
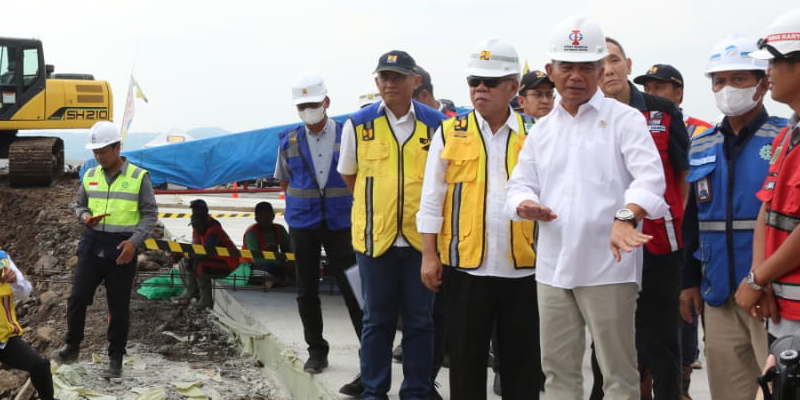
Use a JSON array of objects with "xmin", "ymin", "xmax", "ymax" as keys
[{"xmin": 144, "ymin": 238, "xmax": 295, "ymax": 261}]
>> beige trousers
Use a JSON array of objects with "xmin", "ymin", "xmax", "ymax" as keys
[
  {"xmin": 705, "ymin": 297, "xmax": 768, "ymax": 400},
  {"xmin": 538, "ymin": 282, "xmax": 639, "ymax": 400}
]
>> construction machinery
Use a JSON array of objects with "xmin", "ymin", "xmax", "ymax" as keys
[{"xmin": 0, "ymin": 37, "xmax": 112, "ymax": 186}]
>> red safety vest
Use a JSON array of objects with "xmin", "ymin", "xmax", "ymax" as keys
[
  {"xmin": 241, "ymin": 223, "xmax": 283, "ymax": 256},
  {"xmin": 641, "ymin": 108, "xmax": 684, "ymax": 254},
  {"xmin": 757, "ymin": 126, "xmax": 800, "ymax": 320},
  {"xmin": 192, "ymin": 217, "xmax": 239, "ymax": 276}
]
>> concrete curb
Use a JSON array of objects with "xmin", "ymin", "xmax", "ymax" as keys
[{"xmin": 213, "ymin": 289, "xmax": 339, "ymax": 400}]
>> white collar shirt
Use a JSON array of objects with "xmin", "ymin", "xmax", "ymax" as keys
[
  {"xmin": 418, "ymin": 108, "xmax": 534, "ymax": 278},
  {"xmin": 338, "ymin": 100, "xmax": 418, "ymax": 247},
  {"xmin": 505, "ymin": 89, "xmax": 668, "ymax": 288}
]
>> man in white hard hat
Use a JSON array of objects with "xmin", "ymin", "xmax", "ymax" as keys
[
  {"xmin": 734, "ymin": 4, "xmax": 800, "ymax": 375},
  {"xmin": 680, "ymin": 33, "xmax": 786, "ymax": 400},
  {"xmin": 338, "ymin": 50, "xmax": 445, "ymax": 400},
  {"xmin": 52, "ymin": 121, "xmax": 158, "ymax": 379},
  {"xmin": 596, "ymin": 36, "xmax": 689, "ymax": 400},
  {"xmin": 274, "ymin": 74, "xmax": 364, "ymax": 394},
  {"xmin": 505, "ymin": 15, "xmax": 667, "ymax": 400},
  {"xmin": 418, "ymin": 38, "xmax": 540, "ymax": 400}
]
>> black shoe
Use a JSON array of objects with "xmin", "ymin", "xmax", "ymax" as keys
[
  {"xmin": 392, "ymin": 345, "xmax": 403, "ymax": 363},
  {"xmin": 429, "ymin": 381, "xmax": 443, "ymax": 400},
  {"xmin": 303, "ymin": 354, "xmax": 328, "ymax": 374},
  {"xmin": 51, "ymin": 343, "xmax": 79, "ymax": 364},
  {"xmin": 493, "ymin": 373, "xmax": 502, "ymax": 396},
  {"xmin": 101, "ymin": 354, "xmax": 122, "ymax": 378},
  {"xmin": 339, "ymin": 373, "xmax": 363, "ymax": 397}
]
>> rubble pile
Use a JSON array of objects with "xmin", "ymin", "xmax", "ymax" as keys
[{"xmin": 0, "ymin": 177, "xmax": 288, "ymax": 400}]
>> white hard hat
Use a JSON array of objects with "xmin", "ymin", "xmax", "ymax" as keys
[
  {"xmin": 357, "ymin": 85, "xmax": 381, "ymax": 108},
  {"xmin": 705, "ymin": 33, "xmax": 767, "ymax": 77},
  {"xmin": 465, "ymin": 38, "xmax": 520, "ymax": 78},
  {"xmin": 751, "ymin": 8, "xmax": 800, "ymax": 60},
  {"xmin": 546, "ymin": 15, "xmax": 607, "ymax": 62},
  {"xmin": 85, "ymin": 121, "xmax": 121, "ymax": 150},
  {"xmin": 291, "ymin": 74, "xmax": 327, "ymax": 105}
]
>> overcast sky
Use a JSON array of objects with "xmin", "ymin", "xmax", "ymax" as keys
[{"xmin": 4, "ymin": 0, "xmax": 794, "ymax": 134}]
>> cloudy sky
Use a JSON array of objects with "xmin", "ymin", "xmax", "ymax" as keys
[{"xmin": 4, "ymin": 0, "xmax": 794, "ymax": 134}]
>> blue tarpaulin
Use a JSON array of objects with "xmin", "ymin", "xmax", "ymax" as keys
[{"xmin": 80, "ymin": 107, "xmax": 468, "ymax": 188}]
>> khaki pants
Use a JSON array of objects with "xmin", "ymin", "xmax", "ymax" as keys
[
  {"xmin": 538, "ymin": 282, "xmax": 639, "ymax": 400},
  {"xmin": 705, "ymin": 297, "xmax": 768, "ymax": 400}
]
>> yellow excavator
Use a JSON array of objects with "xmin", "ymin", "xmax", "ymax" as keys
[{"xmin": 0, "ymin": 37, "xmax": 112, "ymax": 186}]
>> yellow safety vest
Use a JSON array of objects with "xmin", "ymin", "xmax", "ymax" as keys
[
  {"xmin": 351, "ymin": 112, "xmax": 436, "ymax": 257},
  {"xmin": 438, "ymin": 111, "xmax": 537, "ymax": 269},
  {"xmin": 83, "ymin": 162, "xmax": 147, "ymax": 233},
  {"xmin": 0, "ymin": 284, "xmax": 23, "ymax": 343}
]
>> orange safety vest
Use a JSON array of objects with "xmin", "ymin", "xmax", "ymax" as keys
[
  {"xmin": 192, "ymin": 217, "xmax": 239, "ymax": 276},
  {"xmin": 757, "ymin": 126, "xmax": 800, "ymax": 320}
]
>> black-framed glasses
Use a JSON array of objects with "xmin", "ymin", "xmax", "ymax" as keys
[
  {"xmin": 467, "ymin": 76, "xmax": 513, "ymax": 88},
  {"xmin": 525, "ymin": 90, "xmax": 555, "ymax": 100},
  {"xmin": 757, "ymin": 37, "xmax": 785, "ymax": 59}
]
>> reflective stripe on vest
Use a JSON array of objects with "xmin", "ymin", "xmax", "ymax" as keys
[
  {"xmin": 772, "ymin": 282, "xmax": 800, "ymax": 303},
  {"xmin": 279, "ymin": 123, "xmax": 352, "ymax": 230},
  {"xmin": 698, "ymin": 219, "xmax": 758, "ymax": 231},
  {"xmin": 350, "ymin": 101, "xmax": 441, "ymax": 257},
  {"xmin": 437, "ymin": 111, "xmax": 536, "ymax": 269},
  {"xmin": 766, "ymin": 210, "xmax": 800, "ymax": 233},
  {"xmin": 193, "ymin": 218, "xmax": 239, "ymax": 274},
  {"xmin": 0, "ymin": 284, "xmax": 22, "ymax": 343},
  {"xmin": 83, "ymin": 163, "xmax": 146, "ymax": 233}
]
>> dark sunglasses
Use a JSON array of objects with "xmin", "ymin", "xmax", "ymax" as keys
[{"xmin": 467, "ymin": 76, "xmax": 513, "ymax": 88}]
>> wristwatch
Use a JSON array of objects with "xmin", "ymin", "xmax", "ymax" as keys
[
  {"xmin": 747, "ymin": 270, "xmax": 764, "ymax": 291},
  {"xmin": 614, "ymin": 208, "xmax": 637, "ymax": 228}
]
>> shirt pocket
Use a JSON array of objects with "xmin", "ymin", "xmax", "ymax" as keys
[
  {"xmin": 362, "ymin": 141, "xmax": 389, "ymax": 177},
  {"xmin": 441, "ymin": 139, "xmax": 480, "ymax": 183},
  {"xmin": 580, "ymin": 141, "xmax": 613, "ymax": 183}
]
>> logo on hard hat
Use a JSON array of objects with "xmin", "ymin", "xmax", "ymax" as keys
[
  {"xmin": 724, "ymin": 45, "xmax": 738, "ymax": 58},
  {"xmin": 479, "ymin": 50, "xmax": 492, "ymax": 61},
  {"xmin": 569, "ymin": 30, "xmax": 584, "ymax": 46},
  {"xmin": 648, "ymin": 66, "xmax": 658, "ymax": 74},
  {"xmin": 387, "ymin": 55, "xmax": 398, "ymax": 63},
  {"xmin": 301, "ymin": 88, "xmax": 308, "ymax": 94},
  {"xmin": 90, "ymin": 134, "xmax": 97, "ymax": 143}
]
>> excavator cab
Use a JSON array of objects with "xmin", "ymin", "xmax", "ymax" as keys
[{"xmin": 0, "ymin": 37, "xmax": 112, "ymax": 186}]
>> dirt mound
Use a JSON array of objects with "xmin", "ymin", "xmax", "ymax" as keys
[{"xmin": 0, "ymin": 176, "xmax": 285, "ymax": 399}]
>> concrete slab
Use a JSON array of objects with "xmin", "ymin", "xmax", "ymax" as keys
[{"xmin": 213, "ymin": 287, "xmax": 713, "ymax": 400}]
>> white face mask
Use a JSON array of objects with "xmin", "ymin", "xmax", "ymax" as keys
[
  {"xmin": 713, "ymin": 83, "xmax": 761, "ymax": 117},
  {"xmin": 298, "ymin": 106, "xmax": 326, "ymax": 125}
]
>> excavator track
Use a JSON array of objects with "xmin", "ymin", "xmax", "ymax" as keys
[{"xmin": 8, "ymin": 137, "xmax": 64, "ymax": 187}]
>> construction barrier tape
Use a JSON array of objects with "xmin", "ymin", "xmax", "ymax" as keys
[
  {"xmin": 144, "ymin": 238, "xmax": 295, "ymax": 261},
  {"xmin": 158, "ymin": 212, "xmax": 285, "ymax": 219}
]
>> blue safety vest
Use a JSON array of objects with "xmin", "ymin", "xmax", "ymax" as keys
[
  {"xmin": 686, "ymin": 116, "xmax": 786, "ymax": 306},
  {"xmin": 278, "ymin": 121, "xmax": 352, "ymax": 230}
]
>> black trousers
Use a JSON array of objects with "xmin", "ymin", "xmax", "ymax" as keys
[
  {"xmin": 0, "ymin": 336, "xmax": 53, "ymax": 400},
  {"xmin": 431, "ymin": 289, "xmax": 447, "ymax": 384},
  {"xmin": 66, "ymin": 252, "xmax": 137, "ymax": 356},
  {"xmin": 289, "ymin": 224, "xmax": 363, "ymax": 356},
  {"xmin": 591, "ymin": 252, "xmax": 682, "ymax": 400},
  {"xmin": 444, "ymin": 267, "xmax": 540, "ymax": 400}
]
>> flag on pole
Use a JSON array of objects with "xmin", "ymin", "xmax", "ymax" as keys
[
  {"xmin": 522, "ymin": 61, "xmax": 530, "ymax": 75},
  {"xmin": 120, "ymin": 76, "xmax": 148, "ymax": 142}
]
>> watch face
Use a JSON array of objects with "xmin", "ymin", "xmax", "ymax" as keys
[{"xmin": 616, "ymin": 209, "xmax": 634, "ymax": 220}]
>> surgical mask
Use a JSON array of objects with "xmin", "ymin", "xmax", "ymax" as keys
[
  {"xmin": 713, "ymin": 83, "xmax": 761, "ymax": 117},
  {"xmin": 298, "ymin": 106, "xmax": 326, "ymax": 125}
]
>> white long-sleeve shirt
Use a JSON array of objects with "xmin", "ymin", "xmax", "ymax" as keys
[
  {"xmin": 505, "ymin": 89, "xmax": 668, "ymax": 289},
  {"xmin": 6, "ymin": 257, "xmax": 32, "ymax": 301},
  {"xmin": 417, "ymin": 108, "xmax": 535, "ymax": 279}
]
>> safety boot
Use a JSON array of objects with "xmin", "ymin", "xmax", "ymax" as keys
[
  {"xmin": 101, "ymin": 354, "xmax": 123, "ymax": 378},
  {"xmin": 193, "ymin": 275, "xmax": 213, "ymax": 309},
  {"xmin": 51, "ymin": 343, "xmax": 79, "ymax": 364}
]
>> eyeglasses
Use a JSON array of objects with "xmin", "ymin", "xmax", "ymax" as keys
[
  {"xmin": 525, "ymin": 90, "xmax": 555, "ymax": 100},
  {"xmin": 467, "ymin": 76, "xmax": 513, "ymax": 88}
]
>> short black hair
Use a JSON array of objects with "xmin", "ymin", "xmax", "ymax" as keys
[
  {"xmin": 605, "ymin": 37, "xmax": 626, "ymax": 58},
  {"xmin": 255, "ymin": 201, "xmax": 274, "ymax": 215}
]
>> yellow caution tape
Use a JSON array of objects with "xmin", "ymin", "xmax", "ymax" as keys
[
  {"xmin": 144, "ymin": 238, "xmax": 295, "ymax": 261},
  {"xmin": 158, "ymin": 212, "xmax": 284, "ymax": 218}
]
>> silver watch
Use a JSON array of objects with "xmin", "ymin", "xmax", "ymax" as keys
[
  {"xmin": 614, "ymin": 208, "xmax": 637, "ymax": 228},
  {"xmin": 747, "ymin": 271, "xmax": 764, "ymax": 291}
]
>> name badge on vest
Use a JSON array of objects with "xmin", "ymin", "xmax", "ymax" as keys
[
  {"xmin": 647, "ymin": 111, "xmax": 667, "ymax": 133},
  {"xmin": 696, "ymin": 177, "xmax": 712, "ymax": 203}
]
